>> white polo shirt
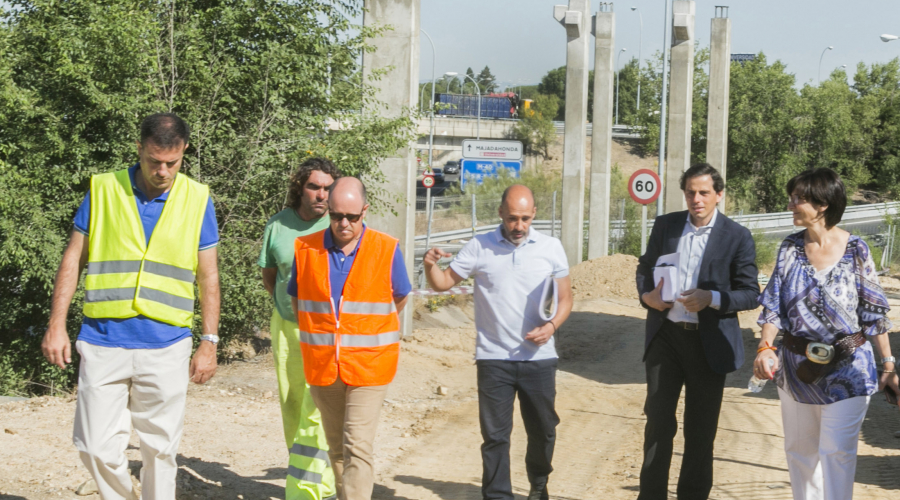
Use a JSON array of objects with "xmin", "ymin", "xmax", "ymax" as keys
[{"xmin": 450, "ymin": 226, "xmax": 569, "ymax": 361}]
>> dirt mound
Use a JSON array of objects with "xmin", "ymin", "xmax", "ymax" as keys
[{"xmin": 569, "ymin": 254, "xmax": 640, "ymax": 300}]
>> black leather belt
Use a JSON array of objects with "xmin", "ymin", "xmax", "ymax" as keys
[{"xmin": 667, "ymin": 320, "xmax": 699, "ymax": 331}]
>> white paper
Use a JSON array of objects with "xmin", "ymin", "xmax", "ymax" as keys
[
  {"xmin": 539, "ymin": 275, "xmax": 558, "ymax": 322},
  {"xmin": 653, "ymin": 252, "xmax": 680, "ymax": 302}
]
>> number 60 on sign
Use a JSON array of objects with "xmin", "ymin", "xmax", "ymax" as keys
[{"xmin": 627, "ymin": 169, "xmax": 661, "ymax": 205}]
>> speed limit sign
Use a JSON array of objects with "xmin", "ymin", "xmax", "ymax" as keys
[
  {"xmin": 422, "ymin": 174, "xmax": 436, "ymax": 188},
  {"xmin": 628, "ymin": 169, "xmax": 661, "ymax": 205}
]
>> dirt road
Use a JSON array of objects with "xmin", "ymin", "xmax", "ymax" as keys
[{"xmin": 2, "ymin": 294, "xmax": 899, "ymax": 500}]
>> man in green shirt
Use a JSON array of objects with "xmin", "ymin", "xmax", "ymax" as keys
[{"xmin": 259, "ymin": 157, "xmax": 340, "ymax": 500}]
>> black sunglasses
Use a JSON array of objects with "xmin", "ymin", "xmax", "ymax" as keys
[{"xmin": 329, "ymin": 212, "xmax": 363, "ymax": 223}]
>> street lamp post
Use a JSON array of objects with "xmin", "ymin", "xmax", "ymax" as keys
[
  {"xmin": 421, "ymin": 29, "xmax": 437, "ymax": 171},
  {"xmin": 881, "ymin": 34, "xmax": 899, "ymax": 43},
  {"xmin": 818, "ymin": 45, "xmax": 833, "ymax": 84},
  {"xmin": 616, "ymin": 48, "xmax": 627, "ymax": 125},
  {"xmin": 445, "ymin": 71, "xmax": 481, "ymax": 139},
  {"xmin": 631, "ymin": 6, "xmax": 643, "ymax": 113},
  {"xmin": 657, "ymin": 0, "xmax": 672, "ymax": 217}
]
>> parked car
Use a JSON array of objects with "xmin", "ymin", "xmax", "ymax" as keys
[{"xmin": 443, "ymin": 160, "xmax": 460, "ymax": 175}]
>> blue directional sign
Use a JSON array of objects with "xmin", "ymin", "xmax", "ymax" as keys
[{"xmin": 460, "ymin": 160, "xmax": 522, "ymax": 190}]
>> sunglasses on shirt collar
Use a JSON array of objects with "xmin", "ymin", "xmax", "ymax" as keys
[{"xmin": 329, "ymin": 212, "xmax": 363, "ymax": 223}]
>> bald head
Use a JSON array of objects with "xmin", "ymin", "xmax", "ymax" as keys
[
  {"xmin": 328, "ymin": 176, "xmax": 367, "ymax": 210},
  {"xmin": 501, "ymin": 184, "xmax": 535, "ymax": 212},
  {"xmin": 328, "ymin": 176, "xmax": 369, "ymax": 246},
  {"xmin": 498, "ymin": 184, "xmax": 536, "ymax": 246}
]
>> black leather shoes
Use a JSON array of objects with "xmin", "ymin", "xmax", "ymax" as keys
[{"xmin": 527, "ymin": 486, "xmax": 549, "ymax": 500}]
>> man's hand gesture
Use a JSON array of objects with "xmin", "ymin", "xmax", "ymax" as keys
[
  {"xmin": 423, "ymin": 247, "xmax": 452, "ymax": 269},
  {"xmin": 642, "ymin": 278, "xmax": 673, "ymax": 312}
]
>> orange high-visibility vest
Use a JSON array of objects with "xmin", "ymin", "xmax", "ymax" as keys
[{"xmin": 294, "ymin": 228, "xmax": 401, "ymax": 386}]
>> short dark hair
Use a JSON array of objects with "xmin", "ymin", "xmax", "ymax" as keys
[
  {"xmin": 785, "ymin": 168, "xmax": 846, "ymax": 228},
  {"xmin": 286, "ymin": 157, "xmax": 341, "ymax": 209},
  {"xmin": 140, "ymin": 113, "xmax": 190, "ymax": 148},
  {"xmin": 680, "ymin": 163, "xmax": 725, "ymax": 193}
]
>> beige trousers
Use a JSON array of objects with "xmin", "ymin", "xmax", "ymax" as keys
[
  {"xmin": 310, "ymin": 379, "xmax": 389, "ymax": 500},
  {"xmin": 73, "ymin": 339, "xmax": 192, "ymax": 500}
]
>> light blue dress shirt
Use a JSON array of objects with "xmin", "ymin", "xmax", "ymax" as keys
[
  {"xmin": 450, "ymin": 226, "xmax": 569, "ymax": 361},
  {"xmin": 667, "ymin": 210, "xmax": 721, "ymax": 323}
]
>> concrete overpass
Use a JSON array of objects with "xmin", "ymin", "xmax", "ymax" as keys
[
  {"xmin": 415, "ymin": 117, "xmax": 515, "ymax": 166},
  {"xmin": 414, "ymin": 116, "xmax": 642, "ymax": 167}
]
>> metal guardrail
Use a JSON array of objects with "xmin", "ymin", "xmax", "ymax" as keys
[
  {"xmin": 552, "ymin": 122, "xmax": 643, "ymax": 138},
  {"xmin": 415, "ymin": 202, "xmax": 900, "ymax": 245}
]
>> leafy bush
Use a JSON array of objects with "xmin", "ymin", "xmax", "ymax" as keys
[
  {"xmin": 444, "ymin": 168, "xmax": 562, "ymax": 222},
  {"xmin": 752, "ymin": 231, "xmax": 780, "ymax": 271},
  {"xmin": 0, "ymin": 0, "xmax": 413, "ymax": 395}
]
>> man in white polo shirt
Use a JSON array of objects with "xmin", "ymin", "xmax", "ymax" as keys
[{"xmin": 424, "ymin": 184, "xmax": 572, "ymax": 500}]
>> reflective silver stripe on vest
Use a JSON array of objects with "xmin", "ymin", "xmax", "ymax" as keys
[
  {"xmin": 138, "ymin": 288, "xmax": 194, "ymax": 312},
  {"xmin": 143, "ymin": 261, "xmax": 195, "ymax": 283},
  {"xmin": 340, "ymin": 331, "xmax": 400, "ymax": 348},
  {"xmin": 85, "ymin": 288, "xmax": 136, "ymax": 302},
  {"xmin": 299, "ymin": 331, "xmax": 336, "ymax": 346},
  {"xmin": 341, "ymin": 301, "xmax": 396, "ymax": 315},
  {"xmin": 296, "ymin": 300, "xmax": 332, "ymax": 314},
  {"xmin": 290, "ymin": 444, "xmax": 330, "ymax": 462},
  {"xmin": 87, "ymin": 261, "xmax": 142, "ymax": 275},
  {"xmin": 287, "ymin": 465, "xmax": 322, "ymax": 484}
]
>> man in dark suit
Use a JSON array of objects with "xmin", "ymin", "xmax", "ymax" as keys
[{"xmin": 635, "ymin": 163, "xmax": 759, "ymax": 500}]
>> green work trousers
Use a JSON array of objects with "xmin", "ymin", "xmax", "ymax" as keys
[{"xmin": 271, "ymin": 311, "xmax": 336, "ymax": 500}]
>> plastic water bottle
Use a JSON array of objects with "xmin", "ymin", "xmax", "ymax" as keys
[{"xmin": 748, "ymin": 359, "xmax": 776, "ymax": 393}]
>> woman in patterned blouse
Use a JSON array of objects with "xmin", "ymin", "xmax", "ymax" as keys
[{"xmin": 754, "ymin": 168, "xmax": 899, "ymax": 500}]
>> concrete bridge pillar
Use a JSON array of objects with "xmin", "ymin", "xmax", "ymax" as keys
[
  {"xmin": 588, "ymin": 4, "xmax": 615, "ymax": 259},
  {"xmin": 362, "ymin": 0, "xmax": 420, "ymax": 334},
  {"xmin": 663, "ymin": 1, "xmax": 695, "ymax": 214},
  {"xmin": 708, "ymin": 8, "xmax": 732, "ymax": 212},
  {"xmin": 554, "ymin": 0, "xmax": 591, "ymax": 266}
]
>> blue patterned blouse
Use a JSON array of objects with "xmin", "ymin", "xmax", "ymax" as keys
[{"xmin": 757, "ymin": 232, "xmax": 892, "ymax": 404}]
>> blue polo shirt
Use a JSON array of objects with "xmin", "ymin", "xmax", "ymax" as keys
[
  {"xmin": 286, "ymin": 226, "xmax": 411, "ymax": 320},
  {"xmin": 72, "ymin": 163, "xmax": 219, "ymax": 349}
]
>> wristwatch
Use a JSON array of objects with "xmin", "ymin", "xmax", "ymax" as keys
[
  {"xmin": 882, "ymin": 356, "xmax": 896, "ymax": 366},
  {"xmin": 200, "ymin": 334, "xmax": 220, "ymax": 345}
]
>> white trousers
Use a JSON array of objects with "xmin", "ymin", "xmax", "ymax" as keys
[
  {"xmin": 73, "ymin": 339, "xmax": 192, "ymax": 500},
  {"xmin": 778, "ymin": 387, "xmax": 870, "ymax": 500}
]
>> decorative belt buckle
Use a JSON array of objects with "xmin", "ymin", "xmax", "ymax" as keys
[{"xmin": 806, "ymin": 342, "xmax": 835, "ymax": 364}]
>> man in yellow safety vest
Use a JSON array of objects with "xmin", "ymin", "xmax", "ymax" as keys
[
  {"xmin": 259, "ymin": 157, "xmax": 340, "ymax": 499},
  {"xmin": 41, "ymin": 113, "xmax": 220, "ymax": 500}
]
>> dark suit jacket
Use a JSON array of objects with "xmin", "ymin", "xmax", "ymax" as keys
[{"xmin": 636, "ymin": 211, "xmax": 760, "ymax": 374}]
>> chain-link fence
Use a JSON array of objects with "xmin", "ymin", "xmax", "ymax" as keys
[{"xmin": 415, "ymin": 190, "xmax": 564, "ymax": 242}]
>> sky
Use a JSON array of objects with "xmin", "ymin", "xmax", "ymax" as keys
[
  {"xmin": 5, "ymin": 1, "xmax": 900, "ymax": 90},
  {"xmin": 418, "ymin": 0, "xmax": 900, "ymax": 89}
]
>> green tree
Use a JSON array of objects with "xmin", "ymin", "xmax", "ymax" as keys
[
  {"xmin": 476, "ymin": 65, "xmax": 498, "ymax": 93},
  {"xmin": 854, "ymin": 59, "xmax": 900, "ymax": 196},
  {"xmin": 613, "ymin": 58, "xmax": 641, "ymax": 126},
  {"xmin": 799, "ymin": 70, "xmax": 871, "ymax": 193},
  {"xmin": 537, "ymin": 66, "xmax": 566, "ymax": 120},
  {"xmin": 436, "ymin": 74, "xmax": 461, "ymax": 94},
  {"xmin": 0, "ymin": 0, "xmax": 414, "ymax": 394},
  {"xmin": 462, "ymin": 66, "xmax": 478, "ymax": 94},
  {"xmin": 636, "ymin": 45, "xmax": 709, "ymax": 164},
  {"xmin": 726, "ymin": 54, "xmax": 805, "ymax": 212},
  {"xmin": 513, "ymin": 94, "xmax": 559, "ymax": 158}
]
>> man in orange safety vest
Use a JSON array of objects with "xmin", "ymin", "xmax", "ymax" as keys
[{"xmin": 287, "ymin": 176, "xmax": 411, "ymax": 500}]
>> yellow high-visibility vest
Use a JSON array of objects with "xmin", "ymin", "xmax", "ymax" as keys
[{"xmin": 83, "ymin": 168, "xmax": 209, "ymax": 327}]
